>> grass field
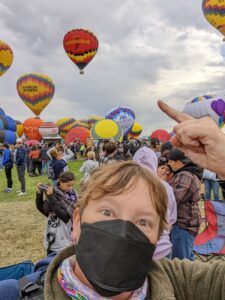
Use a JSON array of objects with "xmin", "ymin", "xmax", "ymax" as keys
[{"xmin": 0, "ymin": 160, "xmax": 83, "ymax": 266}]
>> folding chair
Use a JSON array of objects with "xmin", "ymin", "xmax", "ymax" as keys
[{"xmin": 0, "ymin": 260, "xmax": 34, "ymax": 281}]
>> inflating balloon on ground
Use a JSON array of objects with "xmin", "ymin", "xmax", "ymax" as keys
[
  {"xmin": 17, "ymin": 73, "xmax": 55, "ymax": 116},
  {"xmin": 106, "ymin": 107, "xmax": 135, "ymax": 137},
  {"xmin": 39, "ymin": 122, "xmax": 59, "ymax": 138},
  {"xmin": 87, "ymin": 116, "xmax": 104, "ymax": 129},
  {"xmin": 127, "ymin": 122, "xmax": 142, "ymax": 139},
  {"xmin": 91, "ymin": 119, "xmax": 123, "ymax": 141},
  {"xmin": 151, "ymin": 129, "xmax": 170, "ymax": 142},
  {"xmin": 0, "ymin": 40, "xmax": 14, "ymax": 77},
  {"xmin": 15, "ymin": 120, "xmax": 24, "ymax": 138},
  {"xmin": 56, "ymin": 117, "xmax": 77, "ymax": 139},
  {"xmin": 65, "ymin": 127, "xmax": 91, "ymax": 145},
  {"xmin": 23, "ymin": 117, "xmax": 44, "ymax": 141},
  {"xmin": 63, "ymin": 29, "xmax": 99, "ymax": 74}
]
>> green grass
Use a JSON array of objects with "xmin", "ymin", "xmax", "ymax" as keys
[
  {"xmin": 0, "ymin": 160, "xmax": 84, "ymax": 202},
  {"xmin": 0, "ymin": 160, "xmax": 84, "ymax": 266}
]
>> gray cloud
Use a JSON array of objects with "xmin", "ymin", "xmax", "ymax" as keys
[{"xmin": 0, "ymin": 0, "xmax": 224, "ymax": 136}]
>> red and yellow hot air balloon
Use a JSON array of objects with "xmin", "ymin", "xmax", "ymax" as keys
[
  {"xmin": 0, "ymin": 40, "xmax": 14, "ymax": 77},
  {"xmin": 23, "ymin": 117, "xmax": 44, "ymax": 141},
  {"xmin": 202, "ymin": 0, "xmax": 225, "ymax": 38},
  {"xmin": 17, "ymin": 73, "xmax": 55, "ymax": 116},
  {"xmin": 63, "ymin": 29, "xmax": 99, "ymax": 74}
]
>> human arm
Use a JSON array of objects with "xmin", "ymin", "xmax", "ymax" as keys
[
  {"xmin": 149, "ymin": 258, "xmax": 225, "ymax": 300},
  {"xmin": 158, "ymin": 100, "xmax": 225, "ymax": 178},
  {"xmin": 79, "ymin": 161, "xmax": 87, "ymax": 173},
  {"xmin": 2, "ymin": 150, "xmax": 10, "ymax": 166},
  {"xmin": 46, "ymin": 146, "xmax": 55, "ymax": 159},
  {"xmin": 35, "ymin": 188, "xmax": 50, "ymax": 217},
  {"xmin": 64, "ymin": 148, "xmax": 74, "ymax": 161},
  {"xmin": 46, "ymin": 194, "xmax": 70, "ymax": 223}
]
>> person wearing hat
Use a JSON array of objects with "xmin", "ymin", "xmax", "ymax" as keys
[
  {"xmin": 167, "ymin": 148, "xmax": 202, "ymax": 260},
  {"xmin": 15, "ymin": 138, "xmax": 26, "ymax": 196}
]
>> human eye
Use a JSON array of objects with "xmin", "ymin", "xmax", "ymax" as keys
[
  {"xmin": 137, "ymin": 219, "xmax": 149, "ymax": 227},
  {"xmin": 100, "ymin": 208, "xmax": 113, "ymax": 217}
]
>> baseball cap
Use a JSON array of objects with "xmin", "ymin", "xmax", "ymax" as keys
[{"xmin": 167, "ymin": 148, "xmax": 190, "ymax": 163}]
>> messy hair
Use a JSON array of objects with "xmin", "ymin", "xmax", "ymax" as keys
[{"xmin": 78, "ymin": 161, "xmax": 168, "ymax": 236}]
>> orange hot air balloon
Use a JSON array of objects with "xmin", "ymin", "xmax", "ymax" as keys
[
  {"xmin": 23, "ymin": 117, "xmax": 44, "ymax": 141},
  {"xmin": 63, "ymin": 29, "xmax": 99, "ymax": 74}
]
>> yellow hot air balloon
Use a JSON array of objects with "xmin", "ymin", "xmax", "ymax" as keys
[
  {"xmin": 15, "ymin": 120, "xmax": 24, "ymax": 138},
  {"xmin": 202, "ymin": 0, "xmax": 225, "ymax": 38},
  {"xmin": 0, "ymin": 40, "xmax": 14, "ymax": 77},
  {"xmin": 17, "ymin": 73, "xmax": 55, "ymax": 116},
  {"xmin": 56, "ymin": 117, "xmax": 77, "ymax": 139}
]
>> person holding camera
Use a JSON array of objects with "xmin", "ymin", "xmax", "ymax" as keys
[{"xmin": 36, "ymin": 171, "xmax": 78, "ymax": 255}]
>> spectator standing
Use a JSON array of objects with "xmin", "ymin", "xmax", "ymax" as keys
[
  {"xmin": 2, "ymin": 143, "xmax": 13, "ymax": 192},
  {"xmin": 15, "ymin": 139, "xmax": 26, "ymax": 196},
  {"xmin": 49, "ymin": 149, "xmax": 67, "ymax": 187},
  {"xmin": 29, "ymin": 145, "xmax": 41, "ymax": 176},
  {"xmin": 168, "ymin": 148, "xmax": 202, "ymax": 260},
  {"xmin": 79, "ymin": 151, "xmax": 99, "ymax": 184},
  {"xmin": 40, "ymin": 144, "xmax": 50, "ymax": 175},
  {"xmin": 99, "ymin": 141, "xmax": 117, "ymax": 165},
  {"xmin": 203, "ymin": 169, "xmax": 220, "ymax": 201}
]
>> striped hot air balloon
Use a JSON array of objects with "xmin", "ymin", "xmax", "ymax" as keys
[
  {"xmin": 56, "ymin": 118, "xmax": 77, "ymax": 139},
  {"xmin": 17, "ymin": 73, "xmax": 55, "ymax": 116},
  {"xmin": 63, "ymin": 29, "xmax": 99, "ymax": 74},
  {"xmin": 0, "ymin": 40, "xmax": 14, "ymax": 77}
]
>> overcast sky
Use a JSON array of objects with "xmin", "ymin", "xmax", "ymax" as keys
[{"xmin": 0, "ymin": 0, "xmax": 224, "ymax": 135}]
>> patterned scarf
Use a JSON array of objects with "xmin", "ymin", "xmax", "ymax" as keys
[
  {"xmin": 58, "ymin": 256, "xmax": 148, "ymax": 300},
  {"xmin": 53, "ymin": 187, "xmax": 78, "ymax": 220}
]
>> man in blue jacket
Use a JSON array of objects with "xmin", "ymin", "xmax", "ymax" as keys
[
  {"xmin": 16, "ymin": 139, "xmax": 26, "ymax": 196},
  {"xmin": 2, "ymin": 143, "xmax": 13, "ymax": 192}
]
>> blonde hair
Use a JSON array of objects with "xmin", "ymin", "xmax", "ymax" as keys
[
  {"xmin": 78, "ymin": 161, "xmax": 168, "ymax": 236},
  {"xmin": 50, "ymin": 149, "xmax": 58, "ymax": 159},
  {"xmin": 87, "ymin": 151, "xmax": 95, "ymax": 160}
]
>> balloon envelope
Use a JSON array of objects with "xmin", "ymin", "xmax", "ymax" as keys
[
  {"xmin": 183, "ymin": 95, "xmax": 225, "ymax": 128},
  {"xmin": 202, "ymin": 0, "xmax": 225, "ymax": 37},
  {"xmin": 56, "ymin": 117, "xmax": 76, "ymax": 139},
  {"xmin": 151, "ymin": 130, "xmax": 170, "ymax": 142},
  {"xmin": 0, "ymin": 130, "xmax": 16, "ymax": 144},
  {"xmin": 65, "ymin": 127, "xmax": 90, "ymax": 145},
  {"xmin": 0, "ymin": 115, "xmax": 16, "ymax": 131},
  {"xmin": 127, "ymin": 122, "xmax": 142, "ymax": 139},
  {"xmin": 91, "ymin": 119, "xmax": 123, "ymax": 141},
  {"xmin": 106, "ymin": 107, "xmax": 135, "ymax": 136},
  {"xmin": 23, "ymin": 117, "xmax": 44, "ymax": 141},
  {"xmin": 17, "ymin": 73, "xmax": 55, "ymax": 116},
  {"xmin": 15, "ymin": 120, "xmax": 24, "ymax": 138},
  {"xmin": 0, "ymin": 40, "xmax": 14, "ymax": 77},
  {"xmin": 63, "ymin": 29, "xmax": 99, "ymax": 73},
  {"xmin": 87, "ymin": 116, "xmax": 104, "ymax": 129},
  {"xmin": 39, "ymin": 122, "xmax": 59, "ymax": 137},
  {"xmin": 0, "ymin": 108, "xmax": 5, "ymax": 115}
]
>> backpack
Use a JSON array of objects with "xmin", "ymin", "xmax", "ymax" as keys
[{"xmin": 48, "ymin": 165, "xmax": 55, "ymax": 180}]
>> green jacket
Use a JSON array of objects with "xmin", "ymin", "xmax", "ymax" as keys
[{"xmin": 44, "ymin": 245, "xmax": 225, "ymax": 300}]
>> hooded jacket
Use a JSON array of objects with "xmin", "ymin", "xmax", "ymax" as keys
[
  {"xmin": 170, "ymin": 162, "xmax": 202, "ymax": 234},
  {"xmin": 133, "ymin": 146, "xmax": 177, "ymax": 259}
]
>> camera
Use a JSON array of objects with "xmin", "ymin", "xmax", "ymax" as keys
[{"xmin": 38, "ymin": 184, "xmax": 49, "ymax": 191}]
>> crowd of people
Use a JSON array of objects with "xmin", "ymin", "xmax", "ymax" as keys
[{"xmin": 1, "ymin": 101, "xmax": 225, "ymax": 299}]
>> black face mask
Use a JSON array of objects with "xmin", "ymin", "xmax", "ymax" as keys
[{"xmin": 76, "ymin": 219, "xmax": 156, "ymax": 297}]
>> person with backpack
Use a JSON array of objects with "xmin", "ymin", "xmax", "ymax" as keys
[
  {"xmin": 29, "ymin": 145, "xmax": 41, "ymax": 176},
  {"xmin": 48, "ymin": 149, "xmax": 67, "ymax": 187},
  {"xmin": 2, "ymin": 143, "xmax": 14, "ymax": 193},
  {"xmin": 36, "ymin": 171, "xmax": 77, "ymax": 255}
]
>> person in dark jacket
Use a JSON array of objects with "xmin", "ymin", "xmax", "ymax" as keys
[
  {"xmin": 2, "ymin": 143, "xmax": 13, "ymax": 192},
  {"xmin": 49, "ymin": 149, "xmax": 67, "ymax": 187},
  {"xmin": 15, "ymin": 139, "xmax": 26, "ymax": 196},
  {"xmin": 36, "ymin": 171, "xmax": 77, "ymax": 255},
  {"xmin": 168, "ymin": 148, "xmax": 202, "ymax": 260}
]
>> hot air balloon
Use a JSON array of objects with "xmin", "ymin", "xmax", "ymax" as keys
[
  {"xmin": 0, "ymin": 115, "xmax": 16, "ymax": 131},
  {"xmin": 0, "ymin": 40, "xmax": 14, "ymax": 77},
  {"xmin": 202, "ymin": 0, "xmax": 225, "ymax": 38},
  {"xmin": 87, "ymin": 116, "xmax": 104, "ymax": 129},
  {"xmin": 65, "ymin": 127, "xmax": 91, "ymax": 145},
  {"xmin": 151, "ymin": 130, "xmax": 170, "ymax": 142},
  {"xmin": 0, "ymin": 130, "xmax": 16, "ymax": 144},
  {"xmin": 91, "ymin": 119, "xmax": 123, "ymax": 141},
  {"xmin": 63, "ymin": 29, "xmax": 99, "ymax": 74},
  {"xmin": 23, "ymin": 117, "xmax": 44, "ymax": 141},
  {"xmin": 73, "ymin": 120, "xmax": 89, "ymax": 130},
  {"xmin": 56, "ymin": 117, "xmax": 77, "ymax": 139},
  {"xmin": 39, "ymin": 122, "xmax": 59, "ymax": 137},
  {"xmin": 15, "ymin": 120, "xmax": 24, "ymax": 138},
  {"xmin": 106, "ymin": 107, "xmax": 135, "ymax": 136},
  {"xmin": 0, "ymin": 107, "xmax": 5, "ymax": 115},
  {"xmin": 183, "ymin": 95, "xmax": 225, "ymax": 128},
  {"xmin": 17, "ymin": 73, "xmax": 55, "ymax": 116},
  {"xmin": 127, "ymin": 122, "xmax": 142, "ymax": 139}
]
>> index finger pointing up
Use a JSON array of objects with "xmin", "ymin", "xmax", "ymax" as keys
[{"xmin": 157, "ymin": 100, "xmax": 193, "ymax": 123}]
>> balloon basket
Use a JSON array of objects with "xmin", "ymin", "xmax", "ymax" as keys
[{"xmin": 80, "ymin": 70, "xmax": 84, "ymax": 75}]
